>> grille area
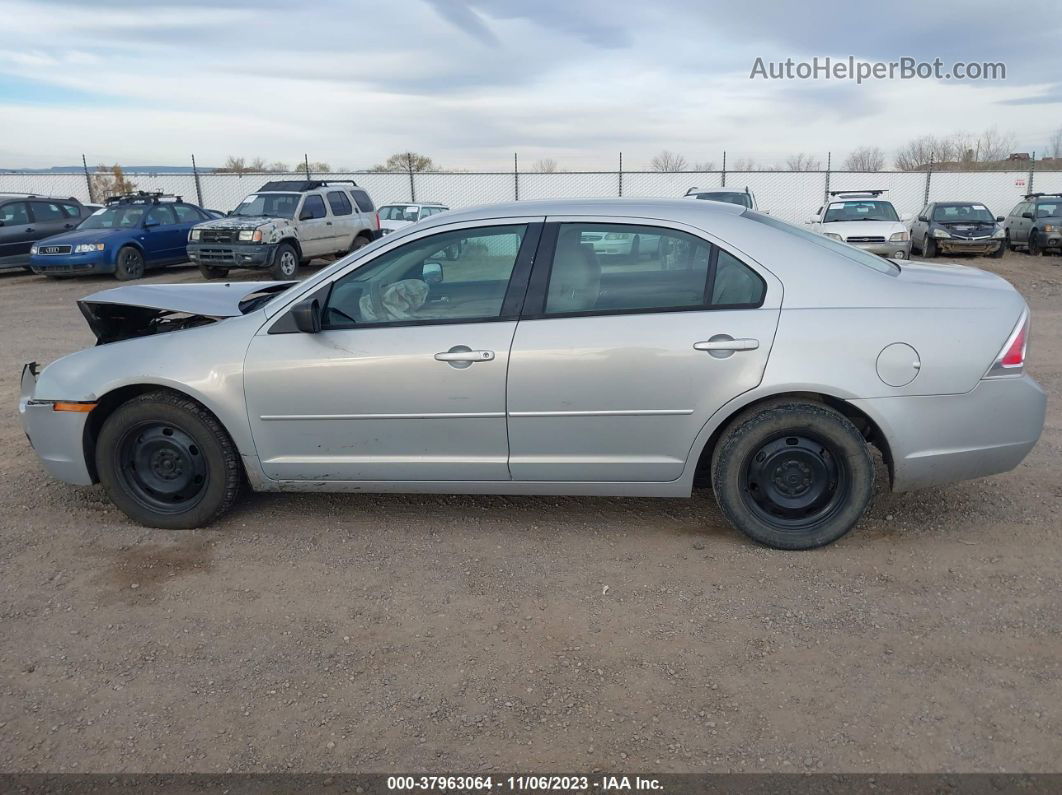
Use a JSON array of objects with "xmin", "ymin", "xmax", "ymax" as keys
[
  {"xmin": 199, "ymin": 229, "xmax": 238, "ymax": 244},
  {"xmin": 846, "ymin": 236, "xmax": 886, "ymax": 243},
  {"xmin": 37, "ymin": 244, "xmax": 72, "ymax": 255}
]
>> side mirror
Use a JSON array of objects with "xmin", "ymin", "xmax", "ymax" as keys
[
  {"xmin": 1022, "ymin": 211, "xmax": 1034, "ymax": 219},
  {"xmin": 422, "ymin": 261, "xmax": 444, "ymax": 285},
  {"xmin": 996, "ymin": 216, "xmax": 1005, "ymax": 222},
  {"xmin": 291, "ymin": 298, "xmax": 322, "ymax": 334},
  {"xmin": 917, "ymin": 215, "xmax": 928, "ymax": 222},
  {"xmin": 806, "ymin": 218, "xmax": 817, "ymax": 225}
]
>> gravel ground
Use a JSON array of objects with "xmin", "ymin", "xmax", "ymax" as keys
[{"xmin": 0, "ymin": 251, "xmax": 1060, "ymax": 774}]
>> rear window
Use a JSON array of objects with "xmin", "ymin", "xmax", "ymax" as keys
[
  {"xmin": 744, "ymin": 210, "xmax": 900, "ymax": 275},
  {"xmin": 351, "ymin": 189, "xmax": 374, "ymax": 212},
  {"xmin": 693, "ymin": 191, "xmax": 752, "ymax": 208}
]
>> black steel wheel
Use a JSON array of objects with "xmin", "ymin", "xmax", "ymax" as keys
[
  {"xmin": 115, "ymin": 246, "xmax": 145, "ymax": 280},
  {"xmin": 96, "ymin": 391, "xmax": 241, "ymax": 529},
  {"xmin": 711, "ymin": 401, "xmax": 874, "ymax": 550}
]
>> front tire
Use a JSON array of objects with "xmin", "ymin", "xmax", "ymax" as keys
[
  {"xmin": 114, "ymin": 246, "xmax": 145, "ymax": 280},
  {"xmin": 711, "ymin": 402, "xmax": 874, "ymax": 550},
  {"xmin": 1028, "ymin": 230, "xmax": 1043, "ymax": 256},
  {"xmin": 95, "ymin": 391, "xmax": 242, "ymax": 529},
  {"xmin": 269, "ymin": 243, "xmax": 299, "ymax": 280},
  {"xmin": 923, "ymin": 235, "xmax": 937, "ymax": 258}
]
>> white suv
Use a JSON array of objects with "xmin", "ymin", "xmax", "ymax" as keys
[
  {"xmin": 188, "ymin": 180, "xmax": 381, "ymax": 279},
  {"xmin": 377, "ymin": 202, "xmax": 449, "ymax": 235}
]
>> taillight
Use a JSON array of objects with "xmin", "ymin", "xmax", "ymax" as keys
[
  {"xmin": 374, "ymin": 212, "xmax": 380, "ymax": 230},
  {"xmin": 985, "ymin": 311, "xmax": 1029, "ymax": 378}
]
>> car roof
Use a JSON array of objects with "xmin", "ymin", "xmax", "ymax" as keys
[{"xmin": 412, "ymin": 198, "xmax": 746, "ymax": 229}]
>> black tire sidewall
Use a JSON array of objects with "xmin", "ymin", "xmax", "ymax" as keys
[
  {"xmin": 199, "ymin": 264, "xmax": 227, "ymax": 280},
  {"xmin": 270, "ymin": 244, "xmax": 298, "ymax": 279},
  {"xmin": 115, "ymin": 246, "xmax": 144, "ymax": 280},
  {"xmin": 924, "ymin": 236, "xmax": 936, "ymax": 257},
  {"xmin": 96, "ymin": 395, "xmax": 238, "ymax": 529},
  {"xmin": 712, "ymin": 403, "xmax": 874, "ymax": 550}
]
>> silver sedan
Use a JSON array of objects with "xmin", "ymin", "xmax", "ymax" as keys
[{"xmin": 19, "ymin": 199, "xmax": 1045, "ymax": 549}]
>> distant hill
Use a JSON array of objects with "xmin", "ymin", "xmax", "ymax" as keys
[{"xmin": 0, "ymin": 165, "xmax": 216, "ymax": 174}]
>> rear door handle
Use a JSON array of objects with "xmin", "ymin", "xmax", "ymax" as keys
[{"xmin": 694, "ymin": 338, "xmax": 759, "ymax": 352}]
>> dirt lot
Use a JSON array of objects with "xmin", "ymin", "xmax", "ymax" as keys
[{"xmin": 1, "ymin": 251, "xmax": 1060, "ymax": 774}]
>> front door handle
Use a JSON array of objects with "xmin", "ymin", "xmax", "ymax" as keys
[
  {"xmin": 434, "ymin": 346, "xmax": 495, "ymax": 368},
  {"xmin": 694, "ymin": 337, "xmax": 759, "ymax": 352}
]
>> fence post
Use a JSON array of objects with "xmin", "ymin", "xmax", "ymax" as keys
[
  {"xmin": 923, "ymin": 163, "xmax": 933, "ymax": 206},
  {"xmin": 514, "ymin": 153, "xmax": 520, "ymax": 201},
  {"xmin": 304, "ymin": 154, "xmax": 311, "ymax": 180},
  {"xmin": 82, "ymin": 154, "xmax": 94, "ymax": 203},
  {"xmin": 191, "ymin": 154, "xmax": 204, "ymax": 207},
  {"xmin": 408, "ymin": 153, "xmax": 416, "ymax": 202},
  {"xmin": 618, "ymin": 152, "xmax": 623, "ymax": 197},
  {"xmin": 1028, "ymin": 151, "xmax": 1036, "ymax": 195},
  {"xmin": 823, "ymin": 152, "xmax": 831, "ymax": 203},
  {"xmin": 721, "ymin": 150, "xmax": 727, "ymax": 187}
]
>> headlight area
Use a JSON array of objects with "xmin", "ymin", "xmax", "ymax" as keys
[
  {"xmin": 75, "ymin": 242, "xmax": 105, "ymax": 254},
  {"xmin": 889, "ymin": 231, "xmax": 910, "ymax": 242},
  {"xmin": 238, "ymin": 229, "xmax": 264, "ymax": 242},
  {"xmin": 932, "ymin": 228, "xmax": 952, "ymax": 238},
  {"xmin": 189, "ymin": 229, "xmax": 202, "ymax": 241}
]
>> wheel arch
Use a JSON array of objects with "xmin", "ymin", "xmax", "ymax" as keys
[
  {"xmin": 83, "ymin": 383, "xmax": 247, "ymax": 483},
  {"xmin": 691, "ymin": 389, "xmax": 894, "ymax": 489},
  {"xmin": 277, "ymin": 237, "xmax": 302, "ymax": 260}
]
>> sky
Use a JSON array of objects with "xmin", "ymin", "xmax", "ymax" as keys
[{"xmin": 1, "ymin": 0, "xmax": 1060, "ymax": 170}]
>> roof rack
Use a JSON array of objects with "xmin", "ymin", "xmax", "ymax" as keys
[
  {"xmin": 828, "ymin": 189, "xmax": 886, "ymax": 197},
  {"xmin": 104, "ymin": 191, "xmax": 182, "ymax": 205},
  {"xmin": 685, "ymin": 186, "xmax": 752, "ymax": 196},
  {"xmin": 1024, "ymin": 192, "xmax": 1062, "ymax": 199},
  {"xmin": 258, "ymin": 179, "xmax": 360, "ymax": 192}
]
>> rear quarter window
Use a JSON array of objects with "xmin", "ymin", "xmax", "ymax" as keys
[{"xmin": 351, "ymin": 190, "xmax": 374, "ymax": 213}]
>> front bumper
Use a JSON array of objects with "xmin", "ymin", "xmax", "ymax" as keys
[
  {"xmin": 19, "ymin": 363, "xmax": 95, "ymax": 486},
  {"xmin": 937, "ymin": 237, "xmax": 1004, "ymax": 254},
  {"xmin": 30, "ymin": 250, "xmax": 113, "ymax": 275},
  {"xmin": 849, "ymin": 374, "xmax": 1046, "ymax": 492},
  {"xmin": 188, "ymin": 242, "xmax": 276, "ymax": 268},
  {"xmin": 849, "ymin": 240, "xmax": 912, "ymax": 259}
]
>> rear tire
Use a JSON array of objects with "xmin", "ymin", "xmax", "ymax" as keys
[
  {"xmin": 198, "ymin": 264, "xmax": 228, "ymax": 280},
  {"xmin": 269, "ymin": 243, "xmax": 299, "ymax": 280},
  {"xmin": 114, "ymin": 246, "xmax": 145, "ymax": 280},
  {"xmin": 711, "ymin": 402, "xmax": 874, "ymax": 550},
  {"xmin": 95, "ymin": 390, "xmax": 242, "ymax": 529},
  {"xmin": 349, "ymin": 234, "xmax": 371, "ymax": 253}
]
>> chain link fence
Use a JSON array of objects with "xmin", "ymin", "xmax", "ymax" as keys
[{"xmin": 2, "ymin": 163, "xmax": 1057, "ymax": 224}]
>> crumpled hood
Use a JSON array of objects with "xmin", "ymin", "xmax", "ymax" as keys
[
  {"xmin": 195, "ymin": 215, "xmax": 285, "ymax": 231},
  {"xmin": 822, "ymin": 220, "xmax": 906, "ymax": 238},
  {"xmin": 80, "ymin": 280, "xmax": 296, "ymax": 317}
]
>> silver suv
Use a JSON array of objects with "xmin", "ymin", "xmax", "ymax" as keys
[{"xmin": 187, "ymin": 180, "xmax": 381, "ymax": 280}]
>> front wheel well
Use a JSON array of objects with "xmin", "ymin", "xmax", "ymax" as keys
[
  {"xmin": 83, "ymin": 385, "xmax": 240, "ymax": 483},
  {"xmin": 693, "ymin": 391, "xmax": 894, "ymax": 488},
  {"xmin": 276, "ymin": 238, "xmax": 302, "ymax": 260}
]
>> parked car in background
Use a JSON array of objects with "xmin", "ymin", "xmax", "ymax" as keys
[
  {"xmin": 29, "ymin": 192, "xmax": 213, "ymax": 280},
  {"xmin": 808, "ymin": 190, "xmax": 911, "ymax": 259},
  {"xmin": 685, "ymin": 187, "xmax": 759, "ymax": 211},
  {"xmin": 378, "ymin": 202, "xmax": 449, "ymax": 235},
  {"xmin": 1004, "ymin": 193, "xmax": 1062, "ymax": 256},
  {"xmin": 20, "ymin": 199, "xmax": 1043, "ymax": 551},
  {"xmin": 0, "ymin": 194, "xmax": 93, "ymax": 271},
  {"xmin": 909, "ymin": 202, "xmax": 1005, "ymax": 258},
  {"xmin": 188, "ymin": 180, "xmax": 380, "ymax": 280}
]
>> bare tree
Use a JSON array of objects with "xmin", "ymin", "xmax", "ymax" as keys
[
  {"xmin": 731, "ymin": 158, "xmax": 757, "ymax": 171},
  {"xmin": 785, "ymin": 152, "xmax": 822, "ymax": 171},
  {"xmin": 370, "ymin": 152, "xmax": 437, "ymax": 173},
  {"xmin": 894, "ymin": 135, "xmax": 955, "ymax": 170},
  {"xmin": 1048, "ymin": 126, "xmax": 1062, "ymax": 159},
  {"xmin": 531, "ymin": 158, "xmax": 559, "ymax": 173},
  {"xmin": 267, "ymin": 161, "xmax": 289, "ymax": 173},
  {"xmin": 650, "ymin": 150, "xmax": 688, "ymax": 172},
  {"xmin": 842, "ymin": 146, "xmax": 885, "ymax": 171},
  {"xmin": 90, "ymin": 164, "xmax": 137, "ymax": 200},
  {"xmin": 973, "ymin": 126, "xmax": 1016, "ymax": 163},
  {"xmin": 306, "ymin": 161, "xmax": 331, "ymax": 173},
  {"xmin": 691, "ymin": 160, "xmax": 716, "ymax": 171},
  {"xmin": 216, "ymin": 156, "xmax": 249, "ymax": 174}
]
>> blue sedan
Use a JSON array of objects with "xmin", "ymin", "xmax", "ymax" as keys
[{"xmin": 29, "ymin": 194, "xmax": 216, "ymax": 280}]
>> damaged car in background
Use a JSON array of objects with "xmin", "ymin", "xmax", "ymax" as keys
[
  {"xmin": 909, "ymin": 201, "xmax": 1006, "ymax": 258},
  {"xmin": 20, "ymin": 198, "xmax": 1045, "ymax": 550}
]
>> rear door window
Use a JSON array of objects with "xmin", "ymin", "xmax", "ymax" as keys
[
  {"xmin": 146, "ymin": 206, "xmax": 177, "ymax": 225},
  {"xmin": 327, "ymin": 191, "xmax": 353, "ymax": 216},
  {"xmin": 29, "ymin": 201, "xmax": 66, "ymax": 222}
]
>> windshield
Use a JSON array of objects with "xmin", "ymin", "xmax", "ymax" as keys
[
  {"xmin": 231, "ymin": 192, "xmax": 298, "ymax": 218},
  {"xmin": 744, "ymin": 210, "xmax": 900, "ymax": 275},
  {"xmin": 693, "ymin": 191, "xmax": 752, "ymax": 208},
  {"xmin": 823, "ymin": 200, "xmax": 899, "ymax": 223},
  {"xmin": 932, "ymin": 204, "xmax": 995, "ymax": 223},
  {"xmin": 379, "ymin": 205, "xmax": 420, "ymax": 222},
  {"xmin": 78, "ymin": 206, "xmax": 146, "ymax": 230}
]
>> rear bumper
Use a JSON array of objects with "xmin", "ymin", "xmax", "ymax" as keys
[
  {"xmin": 19, "ymin": 363, "xmax": 94, "ymax": 486},
  {"xmin": 188, "ymin": 242, "xmax": 276, "ymax": 268},
  {"xmin": 849, "ymin": 375, "xmax": 1046, "ymax": 492}
]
